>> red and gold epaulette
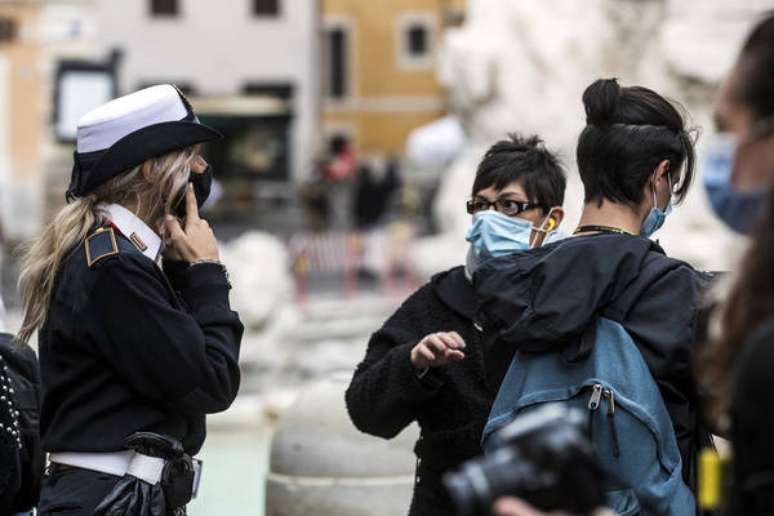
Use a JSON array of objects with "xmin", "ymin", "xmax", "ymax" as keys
[{"xmin": 85, "ymin": 227, "xmax": 119, "ymax": 268}]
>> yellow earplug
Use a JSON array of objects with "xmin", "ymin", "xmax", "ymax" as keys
[{"xmin": 546, "ymin": 218, "xmax": 557, "ymax": 232}]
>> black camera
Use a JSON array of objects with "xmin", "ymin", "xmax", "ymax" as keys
[{"xmin": 443, "ymin": 404, "xmax": 606, "ymax": 516}]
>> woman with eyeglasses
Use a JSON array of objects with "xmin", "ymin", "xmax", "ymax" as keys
[{"xmin": 345, "ymin": 133, "xmax": 567, "ymax": 516}]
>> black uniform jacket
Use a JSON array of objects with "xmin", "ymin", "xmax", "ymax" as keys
[
  {"xmin": 39, "ymin": 226, "xmax": 243, "ymax": 455},
  {"xmin": 346, "ymin": 266, "xmax": 512, "ymax": 516},
  {"xmin": 474, "ymin": 233, "xmax": 714, "ymax": 491}
]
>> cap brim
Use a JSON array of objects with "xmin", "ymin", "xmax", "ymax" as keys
[{"xmin": 78, "ymin": 120, "xmax": 223, "ymax": 195}]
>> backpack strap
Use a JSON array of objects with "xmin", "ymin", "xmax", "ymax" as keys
[{"xmin": 85, "ymin": 227, "xmax": 119, "ymax": 268}]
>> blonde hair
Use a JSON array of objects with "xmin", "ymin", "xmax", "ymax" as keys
[{"xmin": 16, "ymin": 146, "xmax": 199, "ymax": 344}]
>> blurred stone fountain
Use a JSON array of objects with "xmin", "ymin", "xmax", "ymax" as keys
[
  {"xmin": 266, "ymin": 374, "xmax": 419, "ymax": 516},
  {"xmin": 218, "ymin": 231, "xmax": 398, "ymax": 398},
  {"xmin": 411, "ymin": 0, "xmax": 774, "ymax": 279}
]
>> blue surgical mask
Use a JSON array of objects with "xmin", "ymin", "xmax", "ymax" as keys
[
  {"xmin": 464, "ymin": 210, "xmax": 568, "ymax": 279},
  {"xmin": 702, "ymin": 132, "xmax": 768, "ymax": 234},
  {"xmin": 465, "ymin": 210, "xmax": 532, "ymax": 260},
  {"xmin": 640, "ymin": 173, "xmax": 673, "ymax": 237}
]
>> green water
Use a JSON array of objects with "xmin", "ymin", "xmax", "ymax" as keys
[{"xmin": 188, "ymin": 426, "xmax": 272, "ymax": 515}]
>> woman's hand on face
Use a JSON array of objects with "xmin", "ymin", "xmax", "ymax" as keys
[
  {"xmin": 160, "ymin": 233, "xmax": 184, "ymax": 261},
  {"xmin": 161, "ymin": 184, "xmax": 220, "ymax": 263},
  {"xmin": 159, "ymin": 215, "xmax": 183, "ymax": 261},
  {"xmin": 494, "ymin": 498, "xmax": 614, "ymax": 516},
  {"xmin": 410, "ymin": 331, "xmax": 466, "ymax": 370},
  {"xmin": 191, "ymin": 155, "xmax": 207, "ymax": 175}
]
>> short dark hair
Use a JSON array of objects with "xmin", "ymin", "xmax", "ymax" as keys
[
  {"xmin": 471, "ymin": 133, "xmax": 566, "ymax": 213},
  {"xmin": 576, "ymin": 78, "xmax": 696, "ymax": 207},
  {"xmin": 735, "ymin": 11, "xmax": 774, "ymax": 121}
]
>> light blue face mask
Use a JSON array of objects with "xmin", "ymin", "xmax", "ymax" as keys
[
  {"xmin": 640, "ymin": 172, "xmax": 673, "ymax": 238},
  {"xmin": 702, "ymin": 132, "xmax": 768, "ymax": 234},
  {"xmin": 465, "ymin": 210, "xmax": 532, "ymax": 259},
  {"xmin": 465, "ymin": 210, "xmax": 567, "ymax": 278}
]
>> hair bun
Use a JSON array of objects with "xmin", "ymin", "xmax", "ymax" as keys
[{"xmin": 583, "ymin": 78, "xmax": 621, "ymax": 126}]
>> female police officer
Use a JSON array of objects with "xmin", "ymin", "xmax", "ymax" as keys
[{"xmin": 17, "ymin": 85, "xmax": 243, "ymax": 515}]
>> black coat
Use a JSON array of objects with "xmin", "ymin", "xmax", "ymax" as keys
[
  {"xmin": 728, "ymin": 318, "xmax": 774, "ymax": 515},
  {"xmin": 346, "ymin": 266, "xmax": 509, "ymax": 516},
  {"xmin": 39, "ymin": 225, "xmax": 243, "ymax": 456},
  {"xmin": 474, "ymin": 233, "xmax": 715, "ymax": 491},
  {"xmin": 0, "ymin": 334, "xmax": 42, "ymax": 514}
]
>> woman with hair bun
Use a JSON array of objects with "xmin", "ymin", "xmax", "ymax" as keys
[{"xmin": 478, "ymin": 78, "xmax": 714, "ymax": 515}]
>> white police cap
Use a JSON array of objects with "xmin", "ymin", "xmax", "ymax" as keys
[{"xmin": 67, "ymin": 84, "xmax": 221, "ymax": 200}]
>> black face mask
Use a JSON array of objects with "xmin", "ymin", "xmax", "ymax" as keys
[{"xmin": 172, "ymin": 165, "xmax": 213, "ymax": 218}]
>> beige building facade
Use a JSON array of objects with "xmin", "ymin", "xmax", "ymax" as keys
[
  {"xmin": 321, "ymin": 0, "xmax": 466, "ymax": 158},
  {"xmin": 0, "ymin": 0, "xmax": 96, "ymax": 239},
  {"xmin": 0, "ymin": 2, "xmax": 43, "ymax": 240}
]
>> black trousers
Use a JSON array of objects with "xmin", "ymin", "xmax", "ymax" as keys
[{"xmin": 37, "ymin": 466, "xmax": 120, "ymax": 516}]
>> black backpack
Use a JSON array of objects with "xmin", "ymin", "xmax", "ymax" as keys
[{"xmin": 0, "ymin": 333, "xmax": 43, "ymax": 514}]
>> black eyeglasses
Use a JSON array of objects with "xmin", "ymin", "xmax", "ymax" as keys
[{"xmin": 466, "ymin": 198, "xmax": 544, "ymax": 217}]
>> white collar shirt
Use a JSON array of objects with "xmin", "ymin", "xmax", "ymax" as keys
[{"xmin": 97, "ymin": 203, "xmax": 162, "ymax": 264}]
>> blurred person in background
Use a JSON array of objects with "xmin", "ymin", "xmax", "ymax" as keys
[
  {"xmin": 352, "ymin": 157, "xmax": 401, "ymax": 231},
  {"xmin": 480, "ymin": 79, "xmax": 712, "ymax": 515},
  {"xmin": 352, "ymin": 157, "xmax": 402, "ymax": 282},
  {"xmin": 300, "ymin": 157, "xmax": 331, "ymax": 232},
  {"xmin": 17, "ymin": 85, "xmax": 243, "ymax": 516},
  {"xmin": 700, "ymin": 11, "xmax": 774, "ymax": 516},
  {"xmin": 324, "ymin": 135, "xmax": 358, "ymax": 230},
  {"xmin": 346, "ymin": 133, "xmax": 567, "ymax": 516}
]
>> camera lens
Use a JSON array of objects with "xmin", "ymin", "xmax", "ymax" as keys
[
  {"xmin": 444, "ymin": 406, "xmax": 606, "ymax": 515},
  {"xmin": 444, "ymin": 447, "xmax": 528, "ymax": 516},
  {"xmin": 443, "ymin": 466, "xmax": 484, "ymax": 516}
]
